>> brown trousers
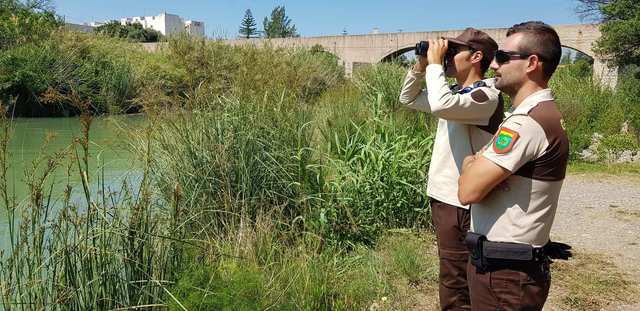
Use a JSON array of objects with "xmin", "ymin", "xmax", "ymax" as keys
[
  {"xmin": 467, "ymin": 259, "xmax": 551, "ymax": 311},
  {"xmin": 431, "ymin": 200, "xmax": 471, "ymax": 310}
]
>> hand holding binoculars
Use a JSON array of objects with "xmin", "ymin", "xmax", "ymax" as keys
[{"xmin": 415, "ymin": 39, "xmax": 458, "ymax": 58}]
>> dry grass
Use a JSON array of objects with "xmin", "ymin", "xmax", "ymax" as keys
[
  {"xmin": 373, "ymin": 236, "xmax": 639, "ymax": 311},
  {"xmin": 548, "ymin": 250, "xmax": 639, "ymax": 310},
  {"xmin": 613, "ymin": 208, "xmax": 640, "ymax": 222}
]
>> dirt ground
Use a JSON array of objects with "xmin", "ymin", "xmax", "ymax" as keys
[
  {"xmin": 548, "ymin": 173, "xmax": 640, "ymax": 310},
  {"xmin": 400, "ymin": 173, "xmax": 640, "ymax": 311},
  {"xmin": 390, "ymin": 173, "xmax": 640, "ymax": 311}
]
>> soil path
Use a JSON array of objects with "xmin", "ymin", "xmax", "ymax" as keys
[{"xmin": 550, "ymin": 173, "xmax": 640, "ymax": 310}]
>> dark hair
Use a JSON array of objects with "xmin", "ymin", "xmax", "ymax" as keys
[
  {"xmin": 477, "ymin": 50, "xmax": 492, "ymax": 74},
  {"xmin": 463, "ymin": 47, "xmax": 491, "ymax": 74},
  {"xmin": 506, "ymin": 21, "xmax": 561, "ymax": 80}
]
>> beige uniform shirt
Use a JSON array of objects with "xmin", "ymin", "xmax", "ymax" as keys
[
  {"xmin": 472, "ymin": 89, "xmax": 569, "ymax": 247},
  {"xmin": 399, "ymin": 64, "xmax": 502, "ymax": 209}
]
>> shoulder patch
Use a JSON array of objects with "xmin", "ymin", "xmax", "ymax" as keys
[
  {"xmin": 470, "ymin": 89, "xmax": 489, "ymax": 103},
  {"xmin": 493, "ymin": 127, "xmax": 519, "ymax": 154}
]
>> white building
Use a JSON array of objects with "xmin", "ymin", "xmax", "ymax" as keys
[
  {"xmin": 119, "ymin": 12, "xmax": 204, "ymax": 37},
  {"xmin": 184, "ymin": 20, "xmax": 205, "ymax": 37}
]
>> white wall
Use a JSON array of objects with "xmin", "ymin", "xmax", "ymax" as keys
[
  {"xmin": 164, "ymin": 13, "xmax": 184, "ymax": 36},
  {"xmin": 185, "ymin": 20, "xmax": 205, "ymax": 37},
  {"xmin": 119, "ymin": 12, "xmax": 205, "ymax": 37}
]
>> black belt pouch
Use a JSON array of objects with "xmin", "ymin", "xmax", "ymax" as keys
[
  {"xmin": 483, "ymin": 241, "xmax": 533, "ymax": 261},
  {"xmin": 464, "ymin": 232, "xmax": 488, "ymax": 271}
]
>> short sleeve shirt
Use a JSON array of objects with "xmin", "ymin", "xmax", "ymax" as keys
[{"xmin": 471, "ymin": 89, "xmax": 569, "ymax": 247}]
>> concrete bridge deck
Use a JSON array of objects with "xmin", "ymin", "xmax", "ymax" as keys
[{"xmin": 144, "ymin": 24, "xmax": 616, "ymax": 86}]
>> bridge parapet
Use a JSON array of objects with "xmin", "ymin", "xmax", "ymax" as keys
[{"xmin": 144, "ymin": 24, "xmax": 617, "ymax": 87}]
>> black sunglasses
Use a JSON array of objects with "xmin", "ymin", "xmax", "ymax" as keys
[{"xmin": 494, "ymin": 50, "xmax": 543, "ymax": 65}]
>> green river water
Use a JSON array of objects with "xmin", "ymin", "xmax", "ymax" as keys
[{"xmin": 2, "ymin": 115, "xmax": 145, "ymax": 248}]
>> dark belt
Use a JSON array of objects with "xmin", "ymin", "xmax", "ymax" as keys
[{"xmin": 464, "ymin": 232, "xmax": 547, "ymax": 273}]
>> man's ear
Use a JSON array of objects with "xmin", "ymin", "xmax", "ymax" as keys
[
  {"xmin": 526, "ymin": 55, "xmax": 542, "ymax": 74},
  {"xmin": 471, "ymin": 50, "xmax": 483, "ymax": 64}
]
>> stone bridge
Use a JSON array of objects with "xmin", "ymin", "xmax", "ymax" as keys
[{"xmin": 144, "ymin": 24, "xmax": 616, "ymax": 86}]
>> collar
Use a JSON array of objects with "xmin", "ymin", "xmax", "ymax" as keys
[
  {"xmin": 449, "ymin": 78, "xmax": 496, "ymax": 94},
  {"xmin": 510, "ymin": 88, "xmax": 554, "ymax": 115}
]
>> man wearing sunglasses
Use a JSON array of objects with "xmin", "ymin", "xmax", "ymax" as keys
[
  {"xmin": 399, "ymin": 27, "xmax": 502, "ymax": 310},
  {"xmin": 458, "ymin": 21, "xmax": 569, "ymax": 310}
]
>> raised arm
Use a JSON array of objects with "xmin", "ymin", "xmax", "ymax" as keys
[
  {"xmin": 399, "ymin": 68, "xmax": 432, "ymax": 112},
  {"xmin": 425, "ymin": 64, "xmax": 500, "ymax": 125},
  {"xmin": 399, "ymin": 52, "xmax": 432, "ymax": 112}
]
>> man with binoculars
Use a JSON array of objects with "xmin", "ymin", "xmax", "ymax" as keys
[{"xmin": 399, "ymin": 28, "xmax": 502, "ymax": 310}]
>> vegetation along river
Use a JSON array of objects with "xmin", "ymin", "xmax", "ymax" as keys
[{"xmin": 1, "ymin": 115, "xmax": 145, "ymax": 250}]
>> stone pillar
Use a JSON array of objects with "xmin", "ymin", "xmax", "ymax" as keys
[
  {"xmin": 344, "ymin": 61, "xmax": 354, "ymax": 77},
  {"xmin": 593, "ymin": 58, "xmax": 618, "ymax": 89}
]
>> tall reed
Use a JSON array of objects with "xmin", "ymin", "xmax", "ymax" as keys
[
  {"xmin": 0, "ymin": 93, "xmax": 186, "ymax": 309},
  {"xmin": 1, "ymin": 40, "xmax": 439, "ymax": 310}
]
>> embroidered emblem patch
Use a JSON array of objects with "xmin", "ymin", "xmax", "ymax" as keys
[
  {"xmin": 470, "ymin": 89, "xmax": 489, "ymax": 103},
  {"xmin": 493, "ymin": 127, "xmax": 519, "ymax": 154}
]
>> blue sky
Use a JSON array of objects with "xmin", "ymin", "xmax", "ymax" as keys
[{"xmin": 56, "ymin": 0, "xmax": 586, "ymax": 38}]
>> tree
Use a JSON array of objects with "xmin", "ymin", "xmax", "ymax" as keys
[
  {"xmin": 94, "ymin": 20, "xmax": 125, "ymax": 38},
  {"xmin": 262, "ymin": 6, "xmax": 298, "ymax": 38},
  {"xmin": 576, "ymin": 0, "xmax": 611, "ymax": 20},
  {"xmin": 94, "ymin": 21, "xmax": 162, "ymax": 43},
  {"xmin": 238, "ymin": 9, "xmax": 258, "ymax": 38},
  {"xmin": 576, "ymin": 0, "xmax": 640, "ymax": 67},
  {"xmin": 21, "ymin": 0, "xmax": 54, "ymax": 12},
  {"xmin": 574, "ymin": 51, "xmax": 594, "ymax": 64},
  {"xmin": 0, "ymin": 0, "xmax": 60, "ymax": 49}
]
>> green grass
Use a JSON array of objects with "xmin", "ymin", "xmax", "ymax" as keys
[
  {"xmin": 567, "ymin": 161, "xmax": 640, "ymax": 175},
  {"xmin": 167, "ymin": 229, "xmax": 440, "ymax": 311}
]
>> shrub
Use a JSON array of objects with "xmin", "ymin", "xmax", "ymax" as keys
[
  {"xmin": 94, "ymin": 20, "xmax": 163, "ymax": 43},
  {"xmin": 598, "ymin": 133, "xmax": 640, "ymax": 160},
  {"xmin": 615, "ymin": 65, "xmax": 640, "ymax": 139},
  {"xmin": 147, "ymin": 94, "xmax": 319, "ymax": 236},
  {"xmin": 308, "ymin": 63, "xmax": 435, "ymax": 244},
  {"xmin": 0, "ymin": 31, "xmax": 138, "ymax": 116},
  {"xmin": 0, "ymin": 41, "xmax": 65, "ymax": 116},
  {"xmin": 320, "ymin": 111, "xmax": 434, "ymax": 245},
  {"xmin": 551, "ymin": 62, "xmax": 626, "ymax": 158},
  {"xmin": 0, "ymin": 0, "xmax": 61, "ymax": 50},
  {"xmin": 550, "ymin": 61, "xmax": 640, "ymax": 159}
]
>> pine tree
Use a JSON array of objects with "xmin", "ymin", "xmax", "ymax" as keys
[
  {"xmin": 239, "ymin": 9, "xmax": 258, "ymax": 38},
  {"xmin": 262, "ymin": 6, "xmax": 298, "ymax": 38}
]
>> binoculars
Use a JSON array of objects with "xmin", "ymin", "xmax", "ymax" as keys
[
  {"xmin": 415, "ymin": 40, "xmax": 460, "ymax": 59},
  {"xmin": 415, "ymin": 41, "xmax": 430, "ymax": 56}
]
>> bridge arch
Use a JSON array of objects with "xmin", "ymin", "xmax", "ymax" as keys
[
  {"xmin": 562, "ymin": 45, "xmax": 593, "ymax": 59},
  {"xmin": 379, "ymin": 45, "xmax": 415, "ymax": 63},
  {"xmin": 560, "ymin": 45, "xmax": 595, "ymax": 66}
]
